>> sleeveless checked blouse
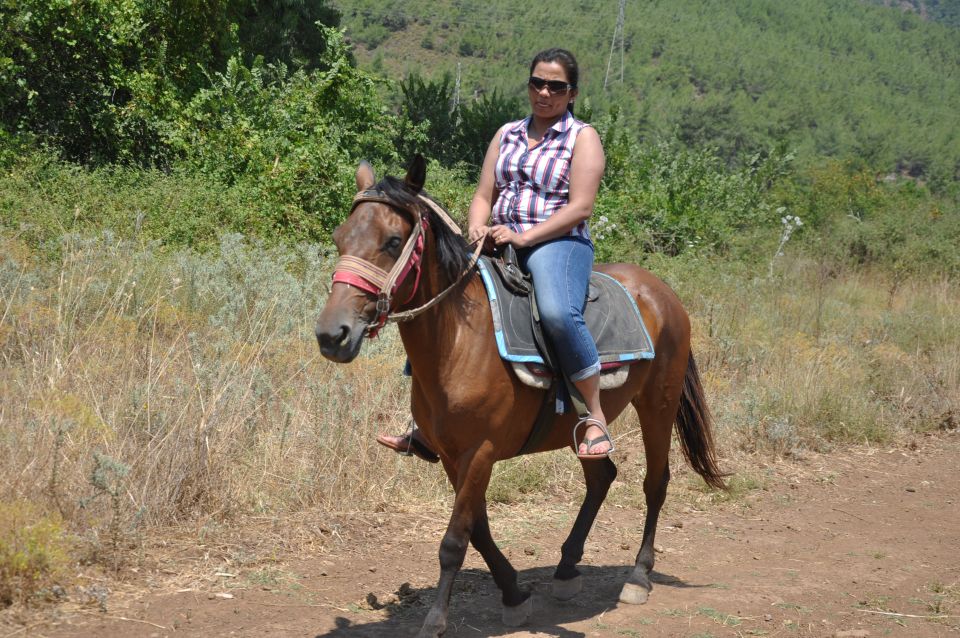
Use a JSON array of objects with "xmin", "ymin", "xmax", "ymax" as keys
[{"xmin": 491, "ymin": 110, "xmax": 592, "ymax": 240}]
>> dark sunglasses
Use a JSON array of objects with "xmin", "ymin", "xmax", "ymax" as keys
[{"xmin": 527, "ymin": 76, "xmax": 574, "ymax": 95}]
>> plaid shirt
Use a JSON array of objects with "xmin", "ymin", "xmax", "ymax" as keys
[{"xmin": 492, "ymin": 111, "xmax": 591, "ymax": 240}]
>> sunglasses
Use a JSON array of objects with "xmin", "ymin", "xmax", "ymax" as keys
[{"xmin": 527, "ymin": 76, "xmax": 574, "ymax": 95}]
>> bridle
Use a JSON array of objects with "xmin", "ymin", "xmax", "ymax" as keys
[{"xmin": 331, "ymin": 189, "xmax": 483, "ymax": 338}]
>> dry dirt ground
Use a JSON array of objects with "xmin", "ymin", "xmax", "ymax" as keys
[{"xmin": 6, "ymin": 433, "xmax": 960, "ymax": 638}]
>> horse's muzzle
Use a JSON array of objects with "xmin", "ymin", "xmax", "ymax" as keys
[{"xmin": 315, "ymin": 316, "xmax": 365, "ymax": 363}]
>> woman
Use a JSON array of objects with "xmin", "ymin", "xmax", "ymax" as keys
[{"xmin": 379, "ymin": 48, "xmax": 611, "ymax": 459}]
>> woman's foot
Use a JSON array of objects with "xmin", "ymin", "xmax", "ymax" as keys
[
  {"xmin": 574, "ymin": 418, "xmax": 614, "ymax": 459},
  {"xmin": 375, "ymin": 429, "xmax": 440, "ymax": 463}
]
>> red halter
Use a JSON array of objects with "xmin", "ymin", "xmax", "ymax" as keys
[{"xmin": 331, "ymin": 190, "xmax": 427, "ymax": 338}]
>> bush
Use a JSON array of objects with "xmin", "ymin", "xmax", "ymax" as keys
[
  {"xmin": 592, "ymin": 108, "xmax": 794, "ymax": 260},
  {"xmin": 0, "ymin": 501, "xmax": 69, "ymax": 607},
  {"xmin": 395, "ymin": 73, "xmax": 523, "ymax": 173},
  {"xmin": 0, "ymin": 0, "xmax": 341, "ymax": 165},
  {"xmin": 168, "ymin": 28, "xmax": 404, "ymax": 240},
  {"xmin": 0, "ymin": 151, "xmax": 275, "ymax": 250},
  {"xmin": 781, "ymin": 162, "xmax": 960, "ymax": 278}
]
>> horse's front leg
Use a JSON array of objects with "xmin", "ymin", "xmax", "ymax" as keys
[
  {"xmin": 419, "ymin": 448, "xmax": 529, "ymax": 637},
  {"xmin": 469, "ymin": 510, "xmax": 531, "ymax": 624}
]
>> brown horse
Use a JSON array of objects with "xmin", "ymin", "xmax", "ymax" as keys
[{"xmin": 315, "ymin": 157, "xmax": 725, "ymax": 637}]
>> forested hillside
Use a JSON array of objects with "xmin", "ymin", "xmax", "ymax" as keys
[{"xmin": 337, "ymin": 0, "xmax": 960, "ymax": 186}]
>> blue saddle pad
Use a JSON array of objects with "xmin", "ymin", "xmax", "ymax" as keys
[{"xmin": 476, "ymin": 256, "xmax": 655, "ymax": 368}]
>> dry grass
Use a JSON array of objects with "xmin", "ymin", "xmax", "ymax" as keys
[{"xmin": 1, "ymin": 232, "xmax": 957, "ymax": 603}]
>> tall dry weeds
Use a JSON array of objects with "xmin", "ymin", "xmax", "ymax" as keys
[
  {"xmin": 0, "ymin": 233, "xmax": 957, "ymax": 543},
  {"xmin": 0, "ymin": 233, "xmax": 447, "ymax": 538}
]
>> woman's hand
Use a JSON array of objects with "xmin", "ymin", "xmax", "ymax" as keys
[
  {"xmin": 490, "ymin": 225, "xmax": 529, "ymax": 248},
  {"xmin": 468, "ymin": 225, "xmax": 497, "ymax": 253},
  {"xmin": 468, "ymin": 225, "xmax": 490, "ymax": 244}
]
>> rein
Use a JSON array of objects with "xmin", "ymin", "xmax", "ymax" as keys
[{"xmin": 331, "ymin": 190, "xmax": 483, "ymax": 337}]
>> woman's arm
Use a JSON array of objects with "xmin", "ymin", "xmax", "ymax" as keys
[
  {"xmin": 467, "ymin": 126, "xmax": 506, "ymax": 243},
  {"xmin": 491, "ymin": 126, "xmax": 605, "ymax": 248}
]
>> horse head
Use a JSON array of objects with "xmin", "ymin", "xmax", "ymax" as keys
[{"xmin": 315, "ymin": 157, "xmax": 428, "ymax": 362}]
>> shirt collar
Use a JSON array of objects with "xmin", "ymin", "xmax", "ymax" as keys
[{"xmin": 514, "ymin": 111, "xmax": 574, "ymax": 140}]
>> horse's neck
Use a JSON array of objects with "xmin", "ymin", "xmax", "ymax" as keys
[{"xmin": 396, "ymin": 258, "xmax": 488, "ymax": 382}]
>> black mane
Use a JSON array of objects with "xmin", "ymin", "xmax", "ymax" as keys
[{"xmin": 376, "ymin": 176, "xmax": 472, "ymax": 283}]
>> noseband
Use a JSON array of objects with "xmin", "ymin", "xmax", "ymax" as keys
[{"xmin": 331, "ymin": 189, "xmax": 481, "ymax": 338}]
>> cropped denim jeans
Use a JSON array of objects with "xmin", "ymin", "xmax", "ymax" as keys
[{"xmin": 517, "ymin": 236, "xmax": 601, "ymax": 382}]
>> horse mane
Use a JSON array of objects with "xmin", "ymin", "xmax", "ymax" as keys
[{"xmin": 376, "ymin": 176, "xmax": 472, "ymax": 283}]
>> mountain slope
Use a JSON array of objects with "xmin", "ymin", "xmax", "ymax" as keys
[{"xmin": 335, "ymin": 0, "xmax": 960, "ymax": 184}]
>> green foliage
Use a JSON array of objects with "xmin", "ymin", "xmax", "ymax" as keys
[
  {"xmin": 780, "ymin": 162, "xmax": 960, "ymax": 277},
  {"xmin": 396, "ymin": 72, "xmax": 524, "ymax": 172},
  {"xmin": 456, "ymin": 89, "xmax": 525, "ymax": 171},
  {"xmin": 234, "ymin": 0, "xmax": 341, "ymax": 69},
  {"xmin": 593, "ymin": 108, "xmax": 794, "ymax": 259},
  {"xmin": 868, "ymin": 0, "xmax": 960, "ymax": 28},
  {"xmin": 0, "ymin": 501, "xmax": 68, "ymax": 607},
  {"xmin": 0, "ymin": 0, "xmax": 341, "ymax": 165},
  {"xmin": 166, "ymin": 28, "xmax": 403, "ymax": 240},
  {"xmin": 396, "ymin": 73, "xmax": 459, "ymax": 163},
  {"xmin": 0, "ymin": 0, "xmax": 172, "ymax": 163},
  {"xmin": 340, "ymin": 0, "xmax": 960, "ymax": 187},
  {"xmin": 0, "ymin": 151, "xmax": 276, "ymax": 249}
]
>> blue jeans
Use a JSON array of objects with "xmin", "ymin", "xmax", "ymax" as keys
[{"xmin": 517, "ymin": 236, "xmax": 600, "ymax": 382}]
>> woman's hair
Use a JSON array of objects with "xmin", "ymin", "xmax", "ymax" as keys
[{"xmin": 529, "ymin": 48, "xmax": 579, "ymax": 114}]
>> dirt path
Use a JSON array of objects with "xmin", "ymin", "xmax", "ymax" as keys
[{"xmin": 19, "ymin": 434, "xmax": 960, "ymax": 637}]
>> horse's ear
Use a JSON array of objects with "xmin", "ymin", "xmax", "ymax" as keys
[
  {"xmin": 405, "ymin": 154, "xmax": 426, "ymax": 193},
  {"xmin": 356, "ymin": 161, "xmax": 376, "ymax": 192}
]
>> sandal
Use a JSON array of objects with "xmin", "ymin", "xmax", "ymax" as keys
[
  {"xmin": 572, "ymin": 417, "xmax": 615, "ymax": 460},
  {"xmin": 376, "ymin": 425, "xmax": 440, "ymax": 463}
]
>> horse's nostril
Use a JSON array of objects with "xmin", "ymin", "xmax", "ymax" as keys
[{"xmin": 316, "ymin": 324, "xmax": 350, "ymax": 351}]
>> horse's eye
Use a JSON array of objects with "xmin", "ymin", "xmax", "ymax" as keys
[{"xmin": 384, "ymin": 236, "xmax": 403, "ymax": 253}]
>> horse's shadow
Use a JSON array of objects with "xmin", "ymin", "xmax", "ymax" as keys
[{"xmin": 313, "ymin": 564, "xmax": 707, "ymax": 637}]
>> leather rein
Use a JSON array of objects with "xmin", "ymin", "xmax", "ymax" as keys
[{"xmin": 331, "ymin": 189, "xmax": 484, "ymax": 338}]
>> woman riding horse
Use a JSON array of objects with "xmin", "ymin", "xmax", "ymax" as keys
[
  {"xmin": 317, "ymin": 47, "xmax": 725, "ymax": 636},
  {"xmin": 379, "ymin": 47, "xmax": 614, "ymax": 459}
]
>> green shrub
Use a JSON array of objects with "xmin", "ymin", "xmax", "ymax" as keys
[
  {"xmin": 169, "ymin": 28, "xmax": 403, "ymax": 240},
  {"xmin": 593, "ymin": 108, "xmax": 794, "ymax": 260},
  {"xmin": 782, "ymin": 162, "xmax": 960, "ymax": 277},
  {"xmin": 0, "ymin": 501, "xmax": 69, "ymax": 607},
  {"xmin": 0, "ymin": 151, "xmax": 276, "ymax": 250},
  {"xmin": 0, "ymin": 0, "xmax": 341, "ymax": 165}
]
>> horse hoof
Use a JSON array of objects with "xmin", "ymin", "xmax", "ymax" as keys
[
  {"xmin": 502, "ymin": 596, "xmax": 532, "ymax": 626},
  {"xmin": 551, "ymin": 575, "xmax": 582, "ymax": 600},
  {"xmin": 619, "ymin": 582, "xmax": 650, "ymax": 605}
]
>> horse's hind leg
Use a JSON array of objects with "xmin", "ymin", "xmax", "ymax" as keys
[
  {"xmin": 620, "ymin": 396, "xmax": 672, "ymax": 605},
  {"xmin": 551, "ymin": 456, "xmax": 618, "ymax": 600}
]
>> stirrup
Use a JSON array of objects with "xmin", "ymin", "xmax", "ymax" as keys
[
  {"xmin": 399, "ymin": 418, "xmax": 417, "ymax": 456},
  {"xmin": 572, "ymin": 417, "xmax": 615, "ymax": 460}
]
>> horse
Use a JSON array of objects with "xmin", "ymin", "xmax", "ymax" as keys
[{"xmin": 315, "ymin": 156, "xmax": 725, "ymax": 637}]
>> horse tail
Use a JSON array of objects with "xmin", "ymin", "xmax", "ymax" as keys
[{"xmin": 675, "ymin": 351, "xmax": 727, "ymax": 490}]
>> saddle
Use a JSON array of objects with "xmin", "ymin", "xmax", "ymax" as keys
[
  {"xmin": 476, "ymin": 247, "xmax": 654, "ymax": 456},
  {"xmin": 476, "ymin": 246, "xmax": 655, "ymax": 395}
]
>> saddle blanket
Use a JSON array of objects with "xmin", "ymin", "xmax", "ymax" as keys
[{"xmin": 476, "ymin": 256, "xmax": 655, "ymax": 387}]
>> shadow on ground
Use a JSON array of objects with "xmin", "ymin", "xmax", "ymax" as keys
[{"xmin": 314, "ymin": 564, "xmax": 710, "ymax": 637}]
